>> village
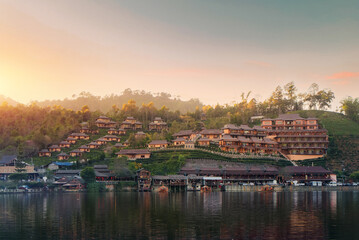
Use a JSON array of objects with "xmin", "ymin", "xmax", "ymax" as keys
[{"xmin": 0, "ymin": 113, "xmax": 343, "ymax": 193}]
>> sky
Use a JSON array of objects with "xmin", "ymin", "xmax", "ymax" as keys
[{"xmin": 1, "ymin": 0, "xmax": 359, "ymax": 109}]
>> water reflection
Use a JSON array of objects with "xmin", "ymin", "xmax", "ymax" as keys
[{"xmin": 0, "ymin": 191, "xmax": 358, "ymax": 239}]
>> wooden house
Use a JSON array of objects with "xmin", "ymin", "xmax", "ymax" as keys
[
  {"xmin": 108, "ymin": 128, "xmax": 119, "ymax": 135},
  {"xmin": 0, "ymin": 155, "xmax": 17, "ymax": 166},
  {"xmin": 137, "ymin": 169, "xmax": 151, "ymax": 191},
  {"xmin": 39, "ymin": 149, "xmax": 52, "ymax": 157},
  {"xmin": 57, "ymin": 152, "xmax": 70, "ymax": 160},
  {"xmin": 80, "ymin": 127, "xmax": 91, "ymax": 134},
  {"xmin": 118, "ymin": 128, "xmax": 126, "ymax": 135},
  {"xmin": 173, "ymin": 130, "xmax": 197, "ymax": 140},
  {"xmin": 148, "ymin": 140, "xmax": 169, "ymax": 149},
  {"xmin": 48, "ymin": 145, "xmax": 61, "ymax": 152},
  {"xmin": 95, "ymin": 116, "xmax": 117, "ymax": 128},
  {"xmin": 69, "ymin": 149, "xmax": 83, "ymax": 157},
  {"xmin": 197, "ymin": 137, "xmax": 212, "ymax": 146},
  {"xmin": 149, "ymin": 117, "xmax": 168, "ymax": 132},
  {"xmin": 135, "ymin": 131, "xmax": 146, "ymax": 139},
  {"xmin": 173, "ymin": 137, "xmax": 186, "ymax": 146},
  {"xmin": 78, "ymin": 145, "xmax": 91, "ymax": 153},
  {"xmin": 116, "ymin": 149, "xmax": 151, "ymax": 160},
  {"xmin": 70, "ymin": 133, "xmax": 90, "ymax": 140},
  {"xmin": 199, "ymin": 129, "xmax": 221, "ymax": 140},
  {"xmin": 103, "ymin": 135, "xmax": 120, "ymax": 142},
  {"xmin": 88, "ymin": 142, "xmax": 101, "ymax": 149},
  {"xmin": 59, "ymin": 141, "xmax": 71, "ymax": 148},
  {"xmin": 95, "ymin": 138, "xmax": 107, "ymax": 145},
  {"xmin": 120, "ymin": 117, "xmax": 142, "ymax": 130},
  {"xmin": 114, "ymin": 143, "xmax": 124, "ymax": 148},
  {"xmin": 65, "ymin": 137, "xmax": 77, "ymax": 144}
]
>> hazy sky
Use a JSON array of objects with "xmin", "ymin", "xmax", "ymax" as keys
[{"xmin": 1, "ymin": 0, "xmax": 359, "ymax": 108}]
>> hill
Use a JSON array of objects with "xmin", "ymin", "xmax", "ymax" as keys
[
  {"xmin": 292, "ymin": 110, "xmax": 359, "ymax": 173},
  {"xmin": 0, "ymin": 95, "xmax": 18, "ymax": 106},
  {"xmin": 34, "ymin": 89, "xmax": 203, "ymax": 113}
]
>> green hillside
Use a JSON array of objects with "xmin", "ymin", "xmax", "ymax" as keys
[{"xmin": 292, "ymin": 110, "xmax": 359, "ymax": 173}]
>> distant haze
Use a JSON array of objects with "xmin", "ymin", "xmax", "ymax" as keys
[{"xmin": 1, "ymin": 0, "xmax": 359, "ymax": 109}]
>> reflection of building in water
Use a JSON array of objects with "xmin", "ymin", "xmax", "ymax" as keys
[
  {"xmin": 330, "ymin": 191, "xmax": 337, "ymax": 215},
  {"xmin": 288, "ymin": 209, "xmax": 324, "ymax": 239},
  {"xmin": 202, "ymin": 192, "xmax": 222, "ymax": 214}
]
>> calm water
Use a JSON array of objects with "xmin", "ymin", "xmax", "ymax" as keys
[{"xmin": 0, "ymin": 191, "xmax": 358, "ymax": 239}]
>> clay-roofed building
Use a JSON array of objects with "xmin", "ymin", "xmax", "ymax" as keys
[
  {"xmin": 80, "ymin": 127, "xmax": 91, "ymax": 134},
  {"xmin": 281, "ymin": 166, "xmax": 332, "ymax": 183},
  {"xmin": 39, "ymin": 149, "xmax": 51, "ymax": 157},
  {"xmin": 118, "ymin": 128, "xmax": 126, "ymax": 135},
  {"xmin": 94, "ymin": 165, "xmax": 117, "ymax": 182},
  {"xmin": 173, "ymin": 130, "xmax": 196, "ymax": 140},
  {"xmin": 114, "ymin": 143, "xmax": 124, "ymax": 148},
  {"xmin": 69, "ymin": 133, "xmax": 90, "ymax": 140},
  {"xmin": 78, "ymin": 145, "xmax": 91, "ymax": 152},
  {"xmin": 65, "ymin": 137, "xmax": 77, "ymax": 144},
  {"xmin": 0, "ymin": 165, "xmax": 38, "ymax": 181},
  {"xmin": 197, "ymin": 137, "xmax": 212, "ymax": 146},
  {"xmin": 107, "ymin": 128, "xmax": 119, "ymax": 135},
  {"xmin": 95, "ymin": 138, "xmax": 107, "ymax": 145},
  {"xmin": 173, "ymin": 137, "xmax": 186, "ymax": 146},
  {"xmin": 116, "ymin": 149, "xmax": 151, "ymax": 160},
  {"xmin": 88, "ymin": 142, "xmax": 101, "ymax": 149},
  {"xmin": 54, "ymin": 169, "xmax": 81, "ymax": 179},
  {"xmin": 149, "ymin": 117, "xmax": 168, "ymax": 131},
  {"xmin": 57, "ymin": 152, "xmax": 70, "ymax": 160},
  {"xmin": 199, "ymin": 129, "xmax": 221, "ymax": 140},
  {"xmin": 120, "ymin": 117, "xmax": 142, "ymax": 130},
  {"xmin": 103, "ymin": 135, "xmax": 120, "ymax": 142},
  {"xmin": 135, "ymin": 131, "xmax": 146, "ymax": 139},
  {"xmin": 261, "ymin": 114, "xmax": 328, "ymax": 160},
  {"xmin": 178, "ymin": 165, "xmax": 279, "ymax": 183},
  {"xmin": 96, "ymin": 116, "xmax": 117, "ymax": 128},
  {"xmin": 69, "ymin": 149, "xmax": 83, "ymax": 157},
  {"xmin": 0, "ymin": 155, "xmax": 17, "ymax": 166},
  {"xmin": 148, "ymin": 140, "xmax": 169, "ymax": 149},
  {"xmin": 59, "ymin": 141, "xmax": 71, "ymax": 148},
  {"xmin": 48, "ymin": 145, "xmax": 61, "ymax": 152}
]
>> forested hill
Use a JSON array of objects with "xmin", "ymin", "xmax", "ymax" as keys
[
  {"xmin": 0, "ymin": 95, "xmax": 18, "ymax": 106},
  {"xmin": 33, "ymin": 89, "xmax": 203, "ymax": 113}
]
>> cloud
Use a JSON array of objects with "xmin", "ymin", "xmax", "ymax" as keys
[
  {"xmin": 332, "ymin": 80, "xmax": 351, "ymax": 86},
  {"xmin": 245, "ymin": 61, "xmax": 273, "ymax": 68},
  {"xmin": 326, "ymin": 72, "xmax": 359, "ymax": 80}
]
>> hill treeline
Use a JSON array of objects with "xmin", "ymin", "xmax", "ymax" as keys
[{"xmin": 33, "ymin": 89, "xmax": 203, "ymax": 114}]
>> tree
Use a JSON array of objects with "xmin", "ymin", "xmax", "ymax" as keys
[
  {"xmin": 349, "ymin": 171, "xmax": 359, "ymax": 182},
  {"xmin": 304, "ymin": 83, "xmax": 335, "ymax": 110},
  {"xmin": 340, "ymin": 97, "xmax": 359, "ymax": 122},
  {"xmin": 9, "ymin": 173, "xmax": 28, "ymax": 182},
  {"xmin": 80, "ymin": 167, "xmax": 96, "ymax": 183}
]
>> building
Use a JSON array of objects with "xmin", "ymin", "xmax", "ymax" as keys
[
  {"xmin": 95, "ymin": 116, "xmax": 117, "ymax": 128},
  {"xmin": 78, "ymin": 145, "xmax": 91, "ymax": 153},
  {"xmin": 197, "ymin": 137, "xmax": 212, "ymax": 146},
  {"xmin": 54, "ymin": 169, "xmax": 81, "ymax": 179},
  {"xmin": 39, "ymin": 149, "xmax": 51, "ymax": 157},
  {"xmin": 80, "ymin": 127, "xmax": 91, "ymax": 134},
  {"xmin": 103, "ymin": 135, "xmax": 120, "ymax": 142},
  {"xmin": 281, "ymin": 166, "xmax": 332, "ymax": 184},
  {"xmin": 0, "ymin": 165, "xmax": 38, "ymax": 181},
  {"xmin": 135, "ymin": 131, "xmax": 146, "ymax": 139},
  {"xmin": 116, "ymin": 149, "xmax": 151, "ymax": 160},
  {"xmin": 57, "ymin": 152, "xmax": 70, "ymax": 160},
  {"xmin": 222, "ymin": 124, "xmax": 267, "ymax": 138},
  {"xmin": 261, "ymin": 114, "xmax": 329, "ymax": 160},
  {"xmin": 0, "ymin": 155, "xmax": 17, "ymax": 166},
  {"xmin": 94, "ymin": 165, "xmax": 117, "ymax": 182},
  {"xmin": 59, "ymin": 141, "xmax": 71, "ymax": 148},
  {"xmin": 107, "ymin": 128, "xmax": 119, "ymax": 135},
  {"xmin": 199, "ymin": 129, "xmax": 222, "ymax": 140},
  {"xmin": 137, "ymin": 169, "xmax": 151, "ymax": 191},
  {"xmin": 114, "ymin": 143, "xmax": 124, "ymax": 148},
  {"xmin": 219, "ymin": 135, "xmax": 279, "ymax": 154},
  {"xmin": 173, "ymin": 137, "xmax": 186, "ymax": 146},
  {"xmin": 184, "ymin": 141, "xmax": 195, "ymax": 149},
  {"xmin": 148, "ymin": 140, "xmax": 169, "ymax": 149},
  {"xmin": 88, "ymin": 142, "xmax": 101, "ymax": 149},
  {"xmin": 69, "ymin": 133, "xmax": 90, "ymax": 140},
  {"xmin": 48, "ymin": 145, "xmax": 61, "ymax": 152},
  {"xmin": 120, "ymin": 117, "xmax": 142, "ymax": 130},
  {"xmin": 172, "ymin": 130, "xmax": 197, "ymax": 140},
  {"xmin": 95, "ymin": 138, "xmax": 107, "ymax": 145},
  {"xmin": 69, "ymin": 149, "xmax": 83, "ymax": 157},
  {"xmin": 149, "ymin": 117, "xmax": 168, "ymax": 131},
  {"xmin": 65, "ymin": 137, "xmax": 77, "ymax": 144}
]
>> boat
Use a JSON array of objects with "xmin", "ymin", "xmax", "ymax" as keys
[
  {"xmin": 201, "ymin": 186, "xmax": 212, "ymax": 192},
  {"xmin": 158, "ymin": 185, "xmax": 168, "ymax": 193}
]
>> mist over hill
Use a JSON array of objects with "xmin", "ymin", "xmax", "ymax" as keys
[
  {"xmin": 33, "ymin": 89, "xmax": 203, "ymax": 113},
  {"xmin": 0, "ymin": 95, "xmax": 18, "ymax": 106}
]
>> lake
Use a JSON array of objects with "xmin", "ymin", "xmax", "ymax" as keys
[{"xmin": 0, "ymin": 191, "xmax": 358, "ymax": 239}]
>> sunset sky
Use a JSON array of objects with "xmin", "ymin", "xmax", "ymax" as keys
[{"xmin": 1, "ymin": 0, "xmax": 359, "ymax": 108}]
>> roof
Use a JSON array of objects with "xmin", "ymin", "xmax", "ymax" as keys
[
  {"xmin": 103, "ymin": 135, "xmax": 118, "ymax": 138},
  {"xmin": 39, "ymin": 149, "xmax": 50, "ymax": 153},
  {"xmin": 117, "ymin": 149, "xmax": 151, "ymax": 155},
  {"xmin": 0, "ymin": 166, "xmax": 36, "ymax": 174},
  {"xmin": 59, "ymin": 141, "xmax": 70, "ymax": 144},
  {"xmin": 276, "ymin": 114, "xmax": 304, "ymax": 121},
  {"xmin": 55, "ymin": 169, "xmax": 81, "ymax": 175},
  {"xmin": 149, "ymin": 140, "xmax": 168, "ymax": 145},
  {"xmin": 197, "ymin": 137, "xmax": 211, "ymax": 142},
  {"xmin": 49, "ymin": 145, "xmax": 60, "ymax": 148},
  {"xmin": 69, "ymin": 149, "xmax": 82, "ymax": 153},
  {"xmin": 126, "ymin": 117, "xmax": 135, "ymax": 120},
  {"xmin": 200, "ymin": 129, "xmax": 221, "ymax": 135},
  {"xmin": 88, "ymin": 142, "xmax": 101, "ymax": 146},
  {"xmin": 97, "ymin": 116, "xmax": 110, "ymax": 119},
  {"xmin": 0, "ymin": 155, "xmax": 17, "ymax": 165},
  {"xmin": 57, "ymin": 152, "xmax": 69, "ymax": 157},
  {"xmin": 114, "ymin": 143, "xmax": 124, "ymax": 147},
  {"xmin": 173, "ymin": 137, "xmax": 186, "ymax": 142},
  {"xmin": 282, "ymin": 166, "xmax": 331, "ymax": 174},
  {"xmin": 79, "ymin": 145, "xmax": 90, "ymax": 149},
  {"xmin": 173, "ymin": 130, "xmax": 194, "ymax": 137},
  {"xmin": 53, "ymin": 161, "xmax": 73, "ymax": 166},
  {"xmin": 152, "ymin": 175, "xmax": 187, "ymax": 180},
  {"xmin": 94, "ymin": 165, "xmax": 108, "ymax": 169}
]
